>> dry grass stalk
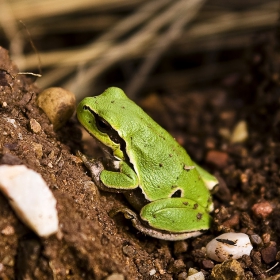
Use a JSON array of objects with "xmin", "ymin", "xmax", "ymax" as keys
[{"xmin": 0, "ymin": 0, "xmax": 278, "ymax": 96}]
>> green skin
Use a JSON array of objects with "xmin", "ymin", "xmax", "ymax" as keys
[{"xmin": 77, "ymin": 87, "xmax": 218, "ymax": 240}]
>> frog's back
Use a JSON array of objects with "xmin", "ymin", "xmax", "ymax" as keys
[{"xmin": 95, "ymin": 88, "xmax": 210, "ymax": 206}]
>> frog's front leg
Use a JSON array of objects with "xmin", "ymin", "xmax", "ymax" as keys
[
  {"xmin": 78, "ymin": 151, "xmax": 139, "ymax": 191},
  {"xmin": 111, "ymin": 207, "xmax": 204, "ymax": 241}
]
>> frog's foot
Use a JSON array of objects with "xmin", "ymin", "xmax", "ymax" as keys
[
  {"xmin": 77, "ymin": 151, "xmax": 104, "ymax": 177},
  {"xmin": 110, "ymin": 208, "xmax": 203, "ymax": 241},
  {"xmin": 77, "ymin": 151, "xmax": 138, "ymax": 192},
  {"xmin": 77, "ymin": 151, "xmax": 106, "ymax": 188}
]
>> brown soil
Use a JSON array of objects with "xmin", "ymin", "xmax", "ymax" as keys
[{"xmin": 0, "ymin": 38, "xmax": 279, "ymax": 280}]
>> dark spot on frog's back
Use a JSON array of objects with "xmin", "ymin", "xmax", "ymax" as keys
[
  {"xmin": 159, "ymin": 163, "xmax": 163, "ymax": 167},
  {"xmin": 171, "ymin": 189, "xmax": 181, "ymax": 198},
  {"xmin": 111, "ymin": 100, "xmax": 115, "ymax": 103},
  {"xmin": 196, "ymin": 213, "xmax": 202, "ymax": 220},
  {"xmin": 193, "ymin": 203, "xmax": 198, "ymax": 209}
]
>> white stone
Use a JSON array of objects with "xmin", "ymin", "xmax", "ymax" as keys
[
  {"xmin": 187, "ymin": 271, "xmax": 205, "ymax": 280},
  {"xmin": 4, "ymin": 117, "xmax": 17, "ymax": 128},
  {"xmin": 231, "ymin": 120, "xmax": 248, "ymax": 143},
  {"xmin": 206, "ymin": 232, "xmax": 253, "ymax": 262},
  {"xmin": 0, "ymin": 165, "xmax": 58, "ymax": 237}
]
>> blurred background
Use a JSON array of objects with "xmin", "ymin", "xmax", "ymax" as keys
[{"xmin": 0, "ymin": 0, "xmax": 278, "ymax": 101}]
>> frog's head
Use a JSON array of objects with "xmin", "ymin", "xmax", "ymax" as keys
[{"xmin": 77, "ymin": 87, "xmax": 139, "ymax": 160}]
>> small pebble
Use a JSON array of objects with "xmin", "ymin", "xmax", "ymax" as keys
[
  {"xmin": 251, "ymin": 201, "xmax": 273, "ymax": 219},
  {"xmin": 187, "ymin": 271, "xmax": 205, "ymax": 280},
  {"xmin": 105, "ymin": 273, "xmax": 124, "ymax": 280},
  {"xmin": 149, "ymin": 268, "xmax": 156, "ymax": 276},
  {"xmin": 206, "ymin": 150, "xmax": 228, "ymax": 168},
  {"xmin": 261, "ymin": 246, "xmax": 277, "ymax": 264},
  {"xmin": 174, "ymin": 240, "xmax": 188, "ymax": 254},
  {"xmin": 173, "ymin": 259, "xmax": 186, "ymax": 273},
  {"xmin": 1, "ymin": 225, "xmax": 15, "ymax": 236},
  {"xmin": 211, "ymin": 260, "xmax": 245, "ymax": 280},
  {"xmin": 0, "ymin": 154, "xmax": 22, "ymax": 165},
  {"xmin": 201, "ymin": 259, "xmax": 214, "ymax": 269},
  {"xmin": 206, "ymin": 233, "xmax": 253, "ymax": 262},
  {"xmin": 29, "ymin": 119, "xmax": 41, "ymax": 133},
  {"xmin": 122, "ymin": 245, "xmax": 135, "ymax": 257},
  {"xmin": 70, "ymin": 154, "xmax": 83, "ymax": 164},
  {"xmin": 2, "ymin": 255, "xmax": 14, "ymax": 266},
  {"xmin": 250, "ymin": 234, "xmax": 263, "ymax": 246},
  {"xmin": 222, "ymin": 214, "xmax": 240, "ymax": 228},
  {"xmin": 4, "ymin": 117, "xmax": 17, "ymax": 128},
  {"xmin": 32, "ymin": 143, "xmax": 43, "ymax": 159},
  {"xmin": 37, "ymin": 87, "xmax": 76, "ymax": 130},
  {"xmin": 178, "ymin": 272, "xmax": 188, "ymax": 280},
  {"xmin": 0, "ymin": 165, "xmax": 58, "ymax": 237},
  {"xmin": 218, "ymin": 128, "xmax": 231, "ymax": 140},
  {"xmin": 230, "ymin": 120, "xmax": 248, "ymax": 143},
  {"xmin": 262, "ymin": 233, "xmax": 271, "ymax": 244},
  {"xmin": 188, "ymin": 268, "xmax": 199, "ymax": 275}
]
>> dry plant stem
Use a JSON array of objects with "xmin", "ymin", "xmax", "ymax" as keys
[
  {"xmin": 145, "ymin": 60, "xmax": 246, "ymax": 90},
  {"xmin": 7, "ymin": 0, "xmax": 144, "ymax": 21},
  {"xmin": 0, "ymin": 0, "xmax": 24, "ymax": 60},
  {"xmin": 126, "ymin": 0, "xmax": 206, "ymax": 99},
  {"xmin": 19, "ymin": 2, "xmax": 277, "ymax": 71},
  {"xmin": 185, "ymin": 1, "xmax": 278, "ymax": 39},
  {"xmin": 17, "ymin": 0, "xmax": 172, "ymax": 70},
  {"xmin": 0, "ymin": 0, "xmax": 18, "ymax": 42},
  {"xmin": 36, "ymin": 0, "xmax": 172, "ymax": 88},
  {"xmin": 64, "ymin": 0, "xmax": 199, "ymax": 95},
  {"xmin": 39, "ymin": 0, "xmax": 199, "ymax": 89},
  {"xmin": 48, "ymin": 0, "xmax": 276, "ymax": 91},
  {"xmin": 7, "ymin": 0, "xmax": 277, "ymax": 91}
]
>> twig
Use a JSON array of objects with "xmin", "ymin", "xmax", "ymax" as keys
[
  {"xmin": 126, "ymin": 0, "xmax": 206, "ymax": 99},
  {"xmin": 7, "ymin": 0, "xmax": 144, "ymax": 20},
  {"xmin": 63, "ymin": 0, "xmax": 204, "ymax": 95},
  {"xmin": 36, "ymin": 0, "xmax": 173, "ymax": 88}
]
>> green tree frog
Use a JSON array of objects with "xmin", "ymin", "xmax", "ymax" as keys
[{"xmin": 77, "ymin": 87, "xmax": 218, "ymax": 240}]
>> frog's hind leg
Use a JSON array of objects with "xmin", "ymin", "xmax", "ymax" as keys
[
  {"xmin": 140, "ymin": 197, "xmax": 212, "ymax": 235},
  {"xmin": 111, "ymin": 207, "xmax": 204, "ymax": 241}
]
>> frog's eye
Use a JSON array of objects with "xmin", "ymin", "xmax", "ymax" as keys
[
  {"xmin": 83, "ymin": 105, "xmax": 112, "ymax": 133},
  {"xmin": 96, "ymin": 116, "xmax": 111, "ymax": 133}
]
